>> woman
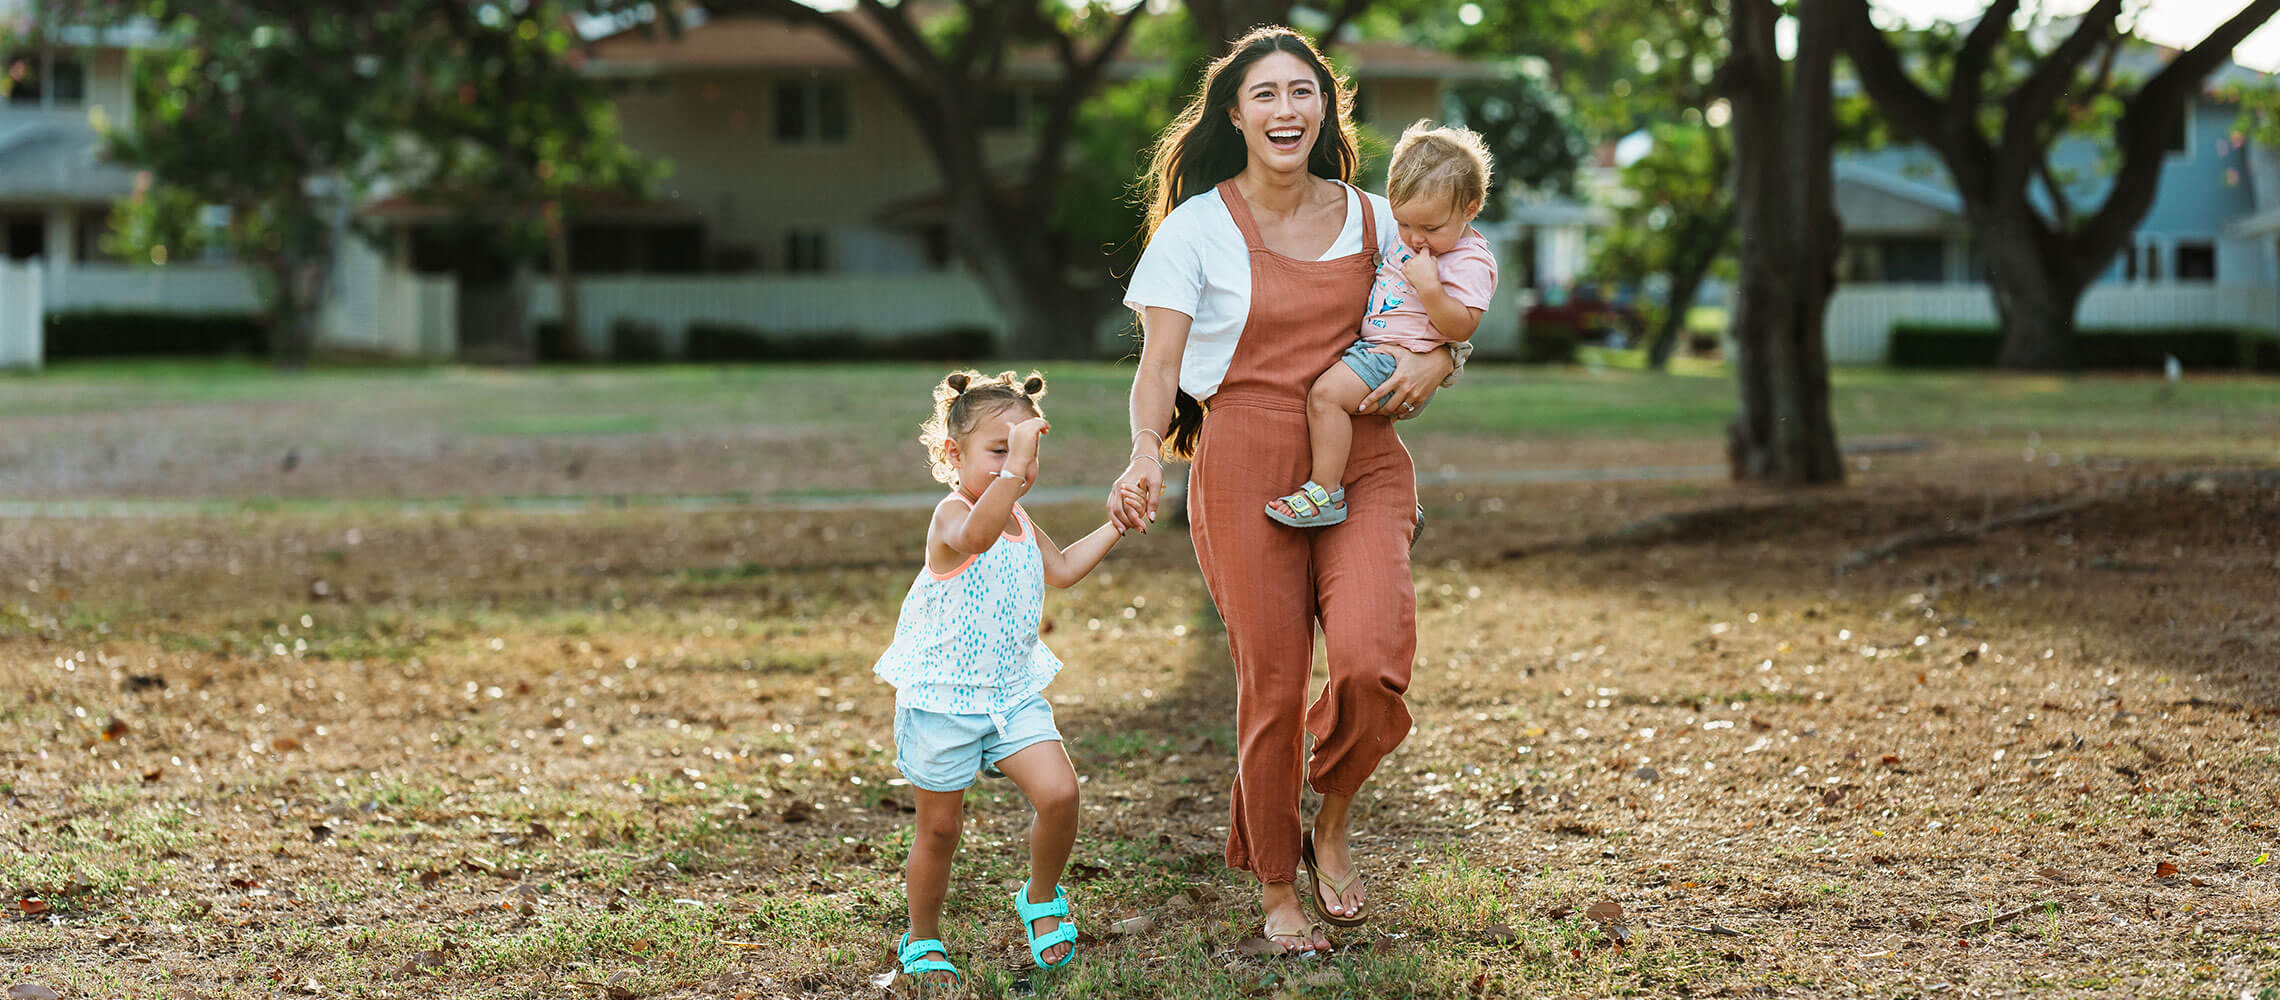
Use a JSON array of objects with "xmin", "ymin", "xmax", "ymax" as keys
[{"xmin": 1109, "ymin": 25, "xmax": 1459, "ymax": 954}]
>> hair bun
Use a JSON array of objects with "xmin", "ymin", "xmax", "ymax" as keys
[
  {"xmin": 1022, "ymin": 375, "xmax": 1046, "ymax": 396},
  {"xmin": 945, "ymin": 373, "xmax": 971, "ymax": 394}
]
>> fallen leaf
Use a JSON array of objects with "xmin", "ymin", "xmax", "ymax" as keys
[
  {"xmin": 8, "ymin": 984, "xmax": 62, "ymax": 1000},
  {"xmin": 16, "ymin": 899, "xmax": 48, "ymax": 916},
  {"xmin": 779, "ymin": 800, "xmax": 815, "ymax": 824},
  {"xmin": 528, "ymin": 822, "xmax": 553, "ymax": 840},
  {"xmin": 1585, "ymin": 900, "xmax": 1625, "ymax": 925},
  {"xmin": 396, "ymin": 951, "xmax": 446, "ymax": 976},
  {"xmin": 1546, "ymin": 904, "xmax": 1575, "ymax": 921},
  {"xmin": 417, "ymin": 870, "xmax": 443, "ymax": 889},
  {"xmin": 101, "ymin": 718, "xmax": 130, "ymax": 741},
  {"xmin": 1234, "ymin": 936, "xmax": 1285, "ymax": 957},
  {"xmin": 2036, "ymin": 866, "xmax": 2077, "ymax": 883},
  {"xmin": 270, "ymin": 737, "xmax": 302, "ymax": 753},
  {"xmin": 309, "ymin": 825, "xmax": 334, "ymax": 843},
  {"xmin": 1880, "ymin": 754, "xmax": 1902, "ymax": 766},
  {"xmin": 2155, "ymin": 861, "xmax": 2180, "ymax": 879},
  {"xmin": 1480, "ymin": 923, "xmax": 1517, "ymax": 944},
  {"xmin": 1109, "ymin": 915, "xmax": 1154, "ymax": 936},
  {"xmin": 140, "ymin": 768, "xmax": 163, "ymax": 783},
  {"xmin": 866, "ymin": 970, "xmax": 896, "ymax": 990},
  {"xmin": 120, "ymin": 674, "xmax": 166, "ymax": 693}
]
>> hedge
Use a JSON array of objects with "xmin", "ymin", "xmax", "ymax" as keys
[
  {"xmin": 44, "ymin": 310, "xmax": 268, "ymax": 358},
  {"xmin": 1889, "ymin": 323, "xmax": 2280, "ymax": 371},
  {"xmin": 684, "ymin": 322, "xmax": 995, "ymax": 362},
  {"xmin": 1516, "ymin": 321, "xmax": 1581, "ymax": 365}
]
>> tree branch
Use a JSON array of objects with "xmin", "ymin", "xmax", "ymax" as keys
[
  {"xmin": 1995, "ymin": 0, "xmax": 2120, "ymax": 190},
  {"xmin": 1950, "ymin": 0, "xmax": 2019, "ymax": 114},
  {"xmin": 2076, "ymin": 0, "xmax": 2280, "ymax": 278},
  {"xmin": 2033, "ymin": 145, "xmax": 2072, "ymax": 228},
  {"xmin": 1831, "ymin": 0, "xmax": 1955, "ymax": 158},
  {"xmin": 1024, "ymin": 3, "xmax": 1145, "ymax": 222},
  {"xmin": 1318, "ymin": 0, "xmax": 1368, "ymax": 53}
]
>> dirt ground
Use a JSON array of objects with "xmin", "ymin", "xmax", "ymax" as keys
[{"xmin": 2, "ymin": 442, "xmax": 2277, "ymax": 998}]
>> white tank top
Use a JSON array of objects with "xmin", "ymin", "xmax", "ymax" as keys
[{"xmin": 872, "ymin": 499, "xmax": 1062, "ymax": 725}]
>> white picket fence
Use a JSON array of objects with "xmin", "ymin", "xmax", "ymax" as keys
[
  {"xmin": 527, "ymin": 272, "xmax": 1013, "ymax": 356},
  {"xmin": 44, "ymin": 263, "xmax": 264, "ymax": 314},
  {"xmin": 1822, "ymin": 283, "xmax": 2280, "ymax": 364},
  {"xmin": 0, "ymin": 260, "xmax": 40, "ymax": 369}
]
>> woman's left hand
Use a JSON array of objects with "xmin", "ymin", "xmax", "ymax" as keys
[{"xmin": 1357, "ymin": 344, "xmax": 1455, "ymax": 419}]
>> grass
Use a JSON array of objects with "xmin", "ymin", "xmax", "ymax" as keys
[{"xmin": 2, "ymin": 365, "xmax": 2277, "ymax": 997}]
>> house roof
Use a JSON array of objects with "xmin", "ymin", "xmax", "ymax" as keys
[
  {"xmin": 1833, "ymin": 160, "xmax": 1964, "ymax": 217},
  {"xmin": 0, "ymin": 120, "xmax": 136, "ymax": 200},
  {"xmin": 583, "ymin": 14, "xmax": 1498, "ymax": 81}
]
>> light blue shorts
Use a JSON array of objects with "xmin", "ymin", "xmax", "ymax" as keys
[
  {"xmin": 893, "ymin": 692, "xmax": 1062, "ymax": 793},
  {"xmin": 1339, "ymin": 340, "xmax": 1402, "ymax": 390}
]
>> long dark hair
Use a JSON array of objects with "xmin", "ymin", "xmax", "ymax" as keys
[{"xmin": 1137, "ymin": 25, "xmax": 1358, "ymax": 460}]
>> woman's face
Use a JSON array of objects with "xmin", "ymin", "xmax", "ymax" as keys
[{"xmin": 1226, "ymin": 50, "xmax": 1326, "ymax": 176}]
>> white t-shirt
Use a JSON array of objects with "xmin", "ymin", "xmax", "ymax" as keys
[{"xmin": 1124, "ymin": 183, "xmax": 1403, "ymax": 401}]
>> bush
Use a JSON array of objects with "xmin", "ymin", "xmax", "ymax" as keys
[
  {"xmin": 1518, "ymin": 321, "xmax": 1580, "ymax": 365},
  {"xmin": 608, "ymin": 318, "xmax": 670, "ymax": 363},
  {"xmin": 44, "ymin": 310, "xmax": 268, "ymax": 358},
  {"xmin": 684, "ymin": 323, "xmax": 996, "ymax": 362},
  {"xmin": 534, "ymin": 320, "xmax": 583, "ymax": 363},
  {"xmin": 1889, "ymin": 323, "xmax": 2280, "ymax": 371}
]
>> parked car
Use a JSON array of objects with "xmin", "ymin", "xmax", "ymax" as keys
[{"xmin": 1524, "ymin": 282, "xmax": 1645, "ymax": 347}]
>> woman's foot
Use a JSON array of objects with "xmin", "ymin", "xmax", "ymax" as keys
[
  {"xmin": 1309, "ymin": 815, "xmax": 1367, "ymax": 922},
  {"xmin": 1261, "ymin": 884, "xmax": 1332, "ymax": 954}
]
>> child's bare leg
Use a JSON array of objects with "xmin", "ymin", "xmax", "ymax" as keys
[
  {"xmin": 995, "ymin": 741, "xmax": 1079, "ymax": 965},
  {"xmin": 904, "ymin": 788, "xmax": 965, "ymax": 983},
  {"xmin": 1307, "ymin": 362, "xmax": 1374, "ymax": 488}
]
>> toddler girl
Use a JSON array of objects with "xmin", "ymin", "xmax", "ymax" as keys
[{"xmin": 873, "ymin": 369, "xmax": 1125, "ymax": 986}]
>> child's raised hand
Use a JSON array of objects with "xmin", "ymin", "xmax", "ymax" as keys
[
  {"xmin": 1400, "ymin": 244, "xmax": 1441, "ymax": 290},
  {"xmin": 1006, "ymin": 417, "xmax": 1048, "ymax": 492}
]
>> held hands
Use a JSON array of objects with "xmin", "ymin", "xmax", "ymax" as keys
[
  {"xmin": 1108, "ymin": 449, "xmax": 1163, "ymax": 536},
  {"xmin": 1005, "ymin": 417, "xmax": 1049, "ymax": 494},
  {"xmin": 1399, "ymin": 243, "xmax": 1441, "ymax": 292}
]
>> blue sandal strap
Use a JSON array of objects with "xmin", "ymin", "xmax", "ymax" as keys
[
  {"xmin": 1014, "ymin": 883, "xmax": 1068, "ymax": 920},
  {"xmin": 1028, "ymin": 924, "xmax": 1079, "ymax": 967}
]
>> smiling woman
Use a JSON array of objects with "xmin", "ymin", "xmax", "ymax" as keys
[{"xmin": 1112, "ymin": 24, "xmax": 1454, "ymax": 959}]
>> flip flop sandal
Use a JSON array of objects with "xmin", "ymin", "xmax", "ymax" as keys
[
  {"xmin": 1013, "ymin": 880, "xmax": 1078, "ymax": 969},
  {"xmin": 1265, "ymin": 481, "xmax": 1347, "ymax": 528},
  {"xmin": 1300, "ymin": 832, "xmax": 1371, "ymax": 928},
  {"xmin": 1263, "ymin": 919, "xmax": 1335, "ymax": 956},
  {"xmin": 895, "ymin": 932, "xmax": 962, "ymax": 988}
]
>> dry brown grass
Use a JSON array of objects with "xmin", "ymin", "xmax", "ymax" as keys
[{"xmin": 3, "ymin": 436, "xmax": 2277, "ymax": 998}]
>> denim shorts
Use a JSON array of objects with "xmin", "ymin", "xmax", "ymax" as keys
[
  {"xmin": 892, "ymin": 692, "xmax": 1062, "ymax": 793},
  {"xmin": 1338, "ymin": 342, "xmax": 1432, "ymax": 415}
]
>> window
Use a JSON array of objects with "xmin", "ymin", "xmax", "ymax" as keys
[
  {"xmin": 784, "ymin": 228, "xmax": 828, "ymax": 272},
  {"xmin": 49, "ymin": 57, "xmax": 83, "ymax": 104},
  {"xmin": 2175, "ymin": 242, "xmax": 2215, "ymax": 282},
  {"xmin": 3, "ymin": 214, "xmax": 45, "ymax": 260},
  {"xmin": 2164, "ymin": 102, "xmax": 2189, "ymax": 156},
  {"xmin": 774, "ymin": 81, "xmax": 849, "ymax": 143},
  {"xmin": 2142, "ymin": 243, "xmax": 2162, "ymax": 281},
  {"xmin": 1878, "ymin": 237, "xmax": 1946, "ymax": 283}
]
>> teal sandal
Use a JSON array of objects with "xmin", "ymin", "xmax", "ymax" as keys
[
  {"xmin": 1014, "ymin": 880, "xmax": 1079, "ymax": 969},
  {"xmin": 1266, "ymin": 481, "xmax": 1347, "ymax": 528},
  {"xmin": 896, "ymin": 932, "xmax": 961, "ymax": 987}
]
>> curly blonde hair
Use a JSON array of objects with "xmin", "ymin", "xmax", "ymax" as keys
[
  {"xmin": 919, "ymin": 369, "xmax": 1047, "ymax": 485},
  {"xmin": 1387, "ymin": 119, "xmax": 1493, "ymax": 212}
]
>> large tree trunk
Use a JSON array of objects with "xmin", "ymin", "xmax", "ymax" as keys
[
  {"xmin": 1724, "ymin": 0, "xmax": 1843, "ymax": 485},
  {"xmin": 1975, "ymin": 207, "xmax": 2084, "ymax": 370}
]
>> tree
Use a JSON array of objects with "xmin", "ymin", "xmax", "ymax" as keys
[
  {"xmin": 712, "ymin": 0, "xmax": 1144, "ymax": 359},
  {"xmin": 1722, "ymin": 0, "xmax": 1843, "ymax": 484},
  {"xmin": 1589, "ymin": 121, "xmax": 1734, "ymax": 369},
  {"xmin": 81, "ymin": 1, "xmax": 406, "ymax": 368},
  {"xmin": 1834, "ymin": 0, "xmax": 2280, "ymax": 369},
  {"xmin": 1446, "ymin": 69, "xmax": 1589, "ymax": 218},
  {"xmin": 379, "ymin": 2, "xmax": 660, "ymax": 362}
]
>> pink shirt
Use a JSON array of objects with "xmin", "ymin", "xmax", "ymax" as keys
[{"xmin": 1361, "ymin": 229, "xmax": 1496, "ymax": 352}]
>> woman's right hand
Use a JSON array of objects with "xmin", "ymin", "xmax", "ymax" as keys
[{"xmin": 1109, "ymin": 456, "xmax": 1163, "ymax": 534}]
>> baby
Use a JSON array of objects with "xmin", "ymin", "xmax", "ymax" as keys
[{"xmin": 1268, "ymin": 120, "xmax": 1498, "ymax": 528}]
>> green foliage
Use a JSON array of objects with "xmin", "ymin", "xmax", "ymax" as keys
[
  {"xmin": 1447, "ymin": 68, "xmax": 1588, "ymax": 216},
  {"xmin": 1588, "ymin": 122, "xmax": 1733, "ymax": 301}
]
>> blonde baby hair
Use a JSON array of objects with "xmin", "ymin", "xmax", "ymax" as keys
[
  {"xmin": 918, "ymin": 369, "xmax": 1048, "ymax": 485},
  {"xmin": 1386, "ymin": 120, "xmax": 1493, "ymax": 212}
]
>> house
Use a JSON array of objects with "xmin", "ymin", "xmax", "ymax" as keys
[
  {"xmin": 483, "ymin": 13, "xmax": 1529, "ymax": 357},
  {"xmin": 0, "ymin": 18, "xmax": 453, "ymax": 368},
  {"xmin": 1817, "ymin": 47, "xmax": 2280, "ymax": 363}
]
